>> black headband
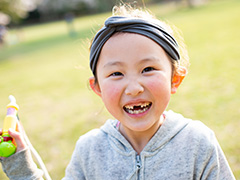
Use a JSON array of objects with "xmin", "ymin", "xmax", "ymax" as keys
[{"xmin": 90, "ymin": 16, "xmax": 180, "ymax": 75}]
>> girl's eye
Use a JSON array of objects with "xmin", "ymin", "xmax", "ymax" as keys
[
  {"xmin": 110, "ymin": 72, "xmax": 123, "ymax": 77},
  {"xmin": 142, "ymin": 67, "xmax": 155, "ymax": 73}
]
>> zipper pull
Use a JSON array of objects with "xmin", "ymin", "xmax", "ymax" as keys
[{"xmin": 136, "ymin": 155, "xmax": 142, "ymax": 169}]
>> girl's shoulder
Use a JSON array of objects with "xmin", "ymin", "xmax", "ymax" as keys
[
  {"xmin": 76, "ymin": 128, "xmax": 107, "ymax": 148},
  {"xmin": 166, "ymin": 110, "xmax": 217, "ymax": 147},
  {"xmin": 74, "ymin": 119, "xmax": 117, "ymax": 150},
  {"xmin": 185, "ymin": 118, "xmax": 215, "ymax": 142}
]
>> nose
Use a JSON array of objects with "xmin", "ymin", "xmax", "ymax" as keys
[{"xmin": 125, "ymin": 79, "xmax": 144, "ymax": 96}]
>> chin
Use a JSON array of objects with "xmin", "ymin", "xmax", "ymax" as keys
[{"xmin": 128, "ymin": 120, "xmax": 159, "ymax": 132}]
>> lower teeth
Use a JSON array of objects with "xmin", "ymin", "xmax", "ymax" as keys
[{"xmin": 128, "ymin": 107, "xmax": 148, "ymax": 114}]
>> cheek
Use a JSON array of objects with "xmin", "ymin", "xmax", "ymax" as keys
[
  {"xmin": 100, "ymin": 82, "xmax": 122, "ymax": 109},
  {"xmin": 145, "ymin": 76, "xmax": 172, "ymax": 102},
  {"xmin": 147, "ymin": 75, "xmax": 171, "ymax": 90}
]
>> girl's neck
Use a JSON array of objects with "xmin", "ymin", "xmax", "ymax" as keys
[{"xmin": 119, "ymin": 114, "xmax": 165, "ymax": 154}]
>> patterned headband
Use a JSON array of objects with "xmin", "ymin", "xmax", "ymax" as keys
[{"xmin": 90, "ymin": 16, "xmax": 180, "ymax": 75}]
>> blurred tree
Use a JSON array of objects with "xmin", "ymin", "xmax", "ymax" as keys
[
  {"xmin": 95, "ymin": 0, "xmax": 115, "ymax": 13},
  {"xmin": 0, "ymin": 0, "xmax": 209, "ymax": 25},
  {"xmin": 180, "ymin": 0, "xmax": 209, "ymax": 8},
  {"xmin": 0, "ymin": 0, "xmax": 39, "ymax": 24},
  {"xmin": 37, "ymin": 0, "xmax": 97, "ymax": 20},
  {"xmin": 37, "ymin": 0, "xmax": 154, "ymax": 21}
]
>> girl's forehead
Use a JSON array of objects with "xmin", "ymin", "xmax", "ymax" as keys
[
  {"xmin": 102, "ymin": 32, "xmax": 168, "ymax": 56},
  {"xmin": 98, "ymin": 33, "xmax": 172, "ymax": 67},
  {"xmin": 103, "ymin": 32, "xmax": 157, "ymax": 49},
  {"xmin": 89, "ymin": 16, "xmax": 180, "ymax": 76}
]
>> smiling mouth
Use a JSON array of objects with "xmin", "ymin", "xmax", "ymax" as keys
[{"xmin": 123, "ymin": 102, "xmax": 152, "ymax": 115}]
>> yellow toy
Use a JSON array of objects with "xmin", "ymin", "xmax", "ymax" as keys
[{"xmin": 0, "ymin": 95, "xmax": 19, "ymax": 157}]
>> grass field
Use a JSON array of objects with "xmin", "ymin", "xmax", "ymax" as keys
[{"xmin": 0, "ymin": 0, "xmax": 239, "ymax": 179}]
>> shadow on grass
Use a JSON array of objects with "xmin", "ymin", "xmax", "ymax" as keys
[{"xmin": 0, "ymin": 26, "xmax": 97, "ymax": 62}]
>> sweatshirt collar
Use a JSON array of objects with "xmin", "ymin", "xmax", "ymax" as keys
[{"xmin": 100, "ymin": 111, "xmax": 190, "ymax": 155}]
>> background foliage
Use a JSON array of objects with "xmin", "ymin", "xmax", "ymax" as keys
[{"xmin": 0, "ymin": 0, "xmax": 206, "ymax": 25}]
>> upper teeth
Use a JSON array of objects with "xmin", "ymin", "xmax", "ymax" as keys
[{"xmin": 125, "ymin": 102, "xmax": 150, "ymax": 110}]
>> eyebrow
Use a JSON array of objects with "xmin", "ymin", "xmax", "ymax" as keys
[
  {"xmin": 103, "ymin": 61, "xmax": 125, "ymax": 68},
  {"xmin": 103, "ymin": 56, "xmax": 161, "ymax": 68},
  {"xmin": 137, "ymin": 57, "xmax": 163, "ymax": 67},
  {"xmin": 139, "ymin": 57, "xmax": 160, "ymax": 64}
]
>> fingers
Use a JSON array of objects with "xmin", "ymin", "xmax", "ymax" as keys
[
  {"xmin": 12, "ymin": 121, "xmax": 25, "ymax": 145},
  {"xmin": 8, "ymin": 128, "xmax": 27, "ymax": 153},
  {"xmin": 7, "ymin": 121, "xmax": 27, "ymax": 153}
]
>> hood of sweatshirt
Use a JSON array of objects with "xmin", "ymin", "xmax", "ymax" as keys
[{"xmin": 100, "ymin": 110, "xmax": 191, "ymax": 156}]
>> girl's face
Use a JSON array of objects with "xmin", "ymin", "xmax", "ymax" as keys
[{"xmin": 92, "ymin": 33, "xmax": 174, "ymax": 133}]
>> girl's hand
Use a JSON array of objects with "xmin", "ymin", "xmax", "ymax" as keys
[
  {"xmin": 9, "ymin": 121, "xmax": 27, "ymax": 153},
  {"xmin": 0, "ymin": 121, "xmax": 27, "ymax": 159}
]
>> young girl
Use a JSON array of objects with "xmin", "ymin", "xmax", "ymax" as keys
[{"xmin": 0, "ymin": 5, "xmax": 236, "ymax": 180}]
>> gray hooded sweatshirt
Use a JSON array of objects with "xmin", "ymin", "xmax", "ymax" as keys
[{"xmin": 1, "ymin": 111, "xmax": 236, "ymax": 180}]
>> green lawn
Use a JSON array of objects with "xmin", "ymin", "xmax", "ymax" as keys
[{"xmin": 0, "ymin": 0, "xmax": 239, "ymax": 179}]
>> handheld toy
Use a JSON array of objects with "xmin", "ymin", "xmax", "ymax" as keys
[
  {"xmin": 0, "ymin": 95, "xmax": 19, "ymax": 157},
  {"xmin": 0, "ymin": 95, "xmax": 52, "ymax": 179}
]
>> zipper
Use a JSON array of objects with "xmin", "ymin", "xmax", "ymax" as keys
[{"xmin": 136, "ymin": 155, "xmax": 142, "ymax": 180}]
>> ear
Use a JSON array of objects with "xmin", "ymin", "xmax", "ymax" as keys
[
  {"xmin": 89, "ymin": 77, "xmax": 102, "ymax": 97},
  {"xmin": 171, "ymin": 67, "xmax": 187, "ymax": 94}
]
